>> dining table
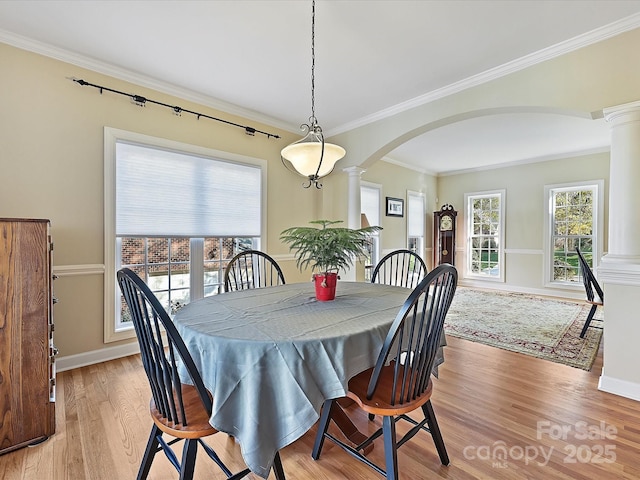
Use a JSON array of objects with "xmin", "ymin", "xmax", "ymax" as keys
[{"xmin": 173, "ymin": 280, "xmax": 444, "ymax": 478}]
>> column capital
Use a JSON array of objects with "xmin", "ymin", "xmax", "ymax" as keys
[
  {"xmin": 603, "ymin": 100, "xmax": 640, "ymax": 124},
  {"xmin": 342, "ymin": 166, "xmax": 366, "ymax": 177}
]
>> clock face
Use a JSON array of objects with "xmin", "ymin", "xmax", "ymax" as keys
[{"xmin": 440, "ymin": 215, "xmax": 453, "ymax": 231}]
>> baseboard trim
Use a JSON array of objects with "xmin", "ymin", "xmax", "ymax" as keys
[
  {"xmin": 598, "ymin": 375, "xmax": 640, "ymax": 402},
  {"xmin": 56, "ymin": 341, "xmax": 139, "ymax": 372}
]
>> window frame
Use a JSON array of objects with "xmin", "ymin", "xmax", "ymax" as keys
[
  {"xmin": 361, "ymin": 182, "xmax": 382, "ymax": 271},
  {"xmin": 115, "ymin": 236, "xmax": 260, "ymax": 332},
  {"xmin": 464, "ymin": 189, "xmax": 506, "ymax": 282},
  {"xmin": 543, "ymin": 180, "xmax": 604, "ymax": 288},
  {"xmin": 407, "ymin": 190, "xmax": 426, "ymax": 262},
  {"xmin": 104, "ymin": 127, "xmax": 267, "ymax": 342}
]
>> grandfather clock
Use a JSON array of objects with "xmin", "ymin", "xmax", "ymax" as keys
[{"xmin": 434, "ymin": 204, "xmax": 457, "ymax": 266}]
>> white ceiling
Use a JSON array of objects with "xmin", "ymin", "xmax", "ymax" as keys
[{"xmin": 2, "ymin": 0, "xmax": 640, "ymax": 174}]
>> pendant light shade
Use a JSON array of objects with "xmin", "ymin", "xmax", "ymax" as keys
[
  {"xmin": 281, "ymin": 0, "xmax": 345, "ymax": 189},
  {"xmin": 281, "ymin": 128, "xmax": 345, "ymax": 179}
]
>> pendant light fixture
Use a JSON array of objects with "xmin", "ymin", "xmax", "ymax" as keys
[{"xmin": 281, "ymin": 0, "xmax": 346, "ymax": 189}]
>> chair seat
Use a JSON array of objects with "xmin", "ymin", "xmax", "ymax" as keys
[
  {"xmin": 312, "ymin": 265, "xmax": 457, "ymax": 479},
  {"xmin": 118, "ymin": 267, "xmax": 286, "ymax": 480},
  {"xmin": 150, "ymin": 384, "xmax": 218, "ymax": 439},
  {"xmin": 346, "ymin": 365, "xmax": 434, "ymax": 417}
]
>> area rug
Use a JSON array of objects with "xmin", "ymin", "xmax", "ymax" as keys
[{"xmin": 444, "ymin": 287, "xmax": 603, "ymax": 370}]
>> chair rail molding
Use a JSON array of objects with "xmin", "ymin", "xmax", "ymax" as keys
[{"xmin": 53, "ymin": 264, "xmax": 105, "ymax": 276}]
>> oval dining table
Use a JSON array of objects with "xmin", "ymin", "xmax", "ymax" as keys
[{"xmin": 173, "ymin": 280, "xmax": 444, "ymax": 479}]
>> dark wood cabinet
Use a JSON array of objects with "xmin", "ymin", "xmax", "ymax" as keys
[
  {"xmin": 0, "ymin": 218, "xmax": 55, "ymax": 454},
  {"xmin": 433, "ymin": 205, "xmax": 457, "ymax": 266}
]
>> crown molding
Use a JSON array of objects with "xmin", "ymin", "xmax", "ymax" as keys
[
  {"xmin": 0, "ymin": 29, "xmax": 297, "ymax": 134},
  {"xmin": 327, "ymin": 14, "xmax": 640, "ymax": 137},
  {"xmin": 3, "ymin": 11, "xmax": 640, "ymax": 140},
  {"xmin": 435, "ymin": 146, "xmax": 610, "ymax": 177},
  {"xmin": 380, "ymin": 156, "xmax": 437, "ymax": 176}
]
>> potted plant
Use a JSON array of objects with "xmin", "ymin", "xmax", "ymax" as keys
[{"xmin": 280, "ymin": 220, "xmax": 382, "ymax": 301}]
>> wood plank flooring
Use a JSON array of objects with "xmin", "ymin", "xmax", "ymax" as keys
[{"xmin": 2, "ymin": 334, "xmax": 638, "ymax": 479}]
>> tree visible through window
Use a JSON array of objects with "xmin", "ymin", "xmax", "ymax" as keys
[
  {"xmin": 551, "ymin": 187, "xmax": 596, "ymax": 283},
  {"xmin": 466, "ymin": 191, "xmax": 504, "ymax": 279}
]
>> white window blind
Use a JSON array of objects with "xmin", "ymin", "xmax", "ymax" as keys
[
  {"xmin": 361, "ymin": 185, "xmax": 380, "ymax": 227},
  {"xmin": 116, "ymin": 142, "xmax": 261, "ymax": 237},
  {"xmin": 407, "ymin": 192, "xmax": 425, "ymax": 237}
]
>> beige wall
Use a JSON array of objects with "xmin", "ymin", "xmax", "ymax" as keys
[
  {"xmin": 0, "ymin": 43, "xmax": 327, "ymax": 357},
  {"xmin": 438, "ymin": 152, "xmax": 610, "ymax": 294},
  {"xmin": 0, "ymin": 25, "xmax": 631, "ymax": 365},
  {"xmin": 274, "ymin": 160, "xmax": 439, "ymax": 280},
  {"xmin": 332, "ymin": 27, "xmax": 640, "ymax": 172},
  {"xmin": 359, "ymin": 160, "xmax": 437, "ymax": 263}
]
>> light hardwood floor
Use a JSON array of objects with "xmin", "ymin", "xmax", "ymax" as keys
[{"xmin": 1, "ymin": 334, "xmax": 638, "ymax": 480}]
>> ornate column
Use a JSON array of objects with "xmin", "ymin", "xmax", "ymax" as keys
[
  {"xmin": 343, "ymin": 166, "xmax": 366, "ymax": 280},
  {"xmin": 598, "ymin": 100, "xmax": 640, "ymax": 401},
  {"xmin": 602, "ymin": 100, "xmax": 640, "ymax": 263},
  {"xmin": 344, "ymin": 166, "xmax": 366, "ymax": 229}
]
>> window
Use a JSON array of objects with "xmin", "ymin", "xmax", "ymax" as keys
[
  {"xmin": 117, "ymin": 236, "xmax": 256, "ymax": 322},
  {"xmin": 407, "ymin": 191, "xmax": 425, "ymax": 260},
  {"xmin": 105, "ymin": 128, "xmax": 266, "ymax": 342},
  {"xmin": 465, "ymin": 190, "xmax": 505, "ymax": 280},
  {"xmin": 545, "ymin": 181, "xmax": 603, "ymax": 285},
  {"xmin": 361, "ymin": 183, "xmax": 381, "ymax": 276}
]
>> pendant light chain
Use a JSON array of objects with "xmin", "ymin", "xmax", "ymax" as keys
[
  {"xmin": 310, "ymin": 0, "xmax": 317, "ymax": 127},
  {"xmin": 280, "ymin": 0, "xmax": 345, "ymax": 189}
]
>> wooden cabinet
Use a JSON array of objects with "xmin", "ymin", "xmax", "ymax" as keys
[{"xmin": 0, "ymin": 218, "xmax": 55, "ymax": 454}]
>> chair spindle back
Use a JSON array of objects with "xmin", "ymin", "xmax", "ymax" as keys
[
  {"xmin": 367, "ymin": 264, "xmax": 457, "ymax": 405},
  {"xmin": 117, "ymin": 268, "xmax": 212, "ymax": 426},
  {"xmin": 371, "ymin": 249, "xmax": 428, "ymax": 289},
  {"xmin": 224, "ymin": 250, "xmax": 285, "ymax": 292},
  {"xmin": 576, "ymin": 247, "xmax": 604, "ymax": 303}
]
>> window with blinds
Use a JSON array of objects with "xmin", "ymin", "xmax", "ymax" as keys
[
  {"xmin": 116, "ymin": 142, "xmax": 261, "ymax": 237},
  {"xmin": 361, "ymin": 184, "xmax": 381, "ymax": 272},
  {"xmin": 104, "ymin": 128, "xmax": 266, "ymax": 341},
  {"xmin": 407, "ymin": 191, "xmax": 425, "ymax": 260}
]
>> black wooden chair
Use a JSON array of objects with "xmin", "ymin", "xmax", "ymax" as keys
[
  {"xmin": 371, "ymin": 249, "xmax": 427, "ymax": 289},
  {"xmin": 576, "ymin": 247, "xmax": 604, "ymax": 338},
  {"xmin": 312, "ymin": 264, "xmax": 458, "ymax": 480},
  {"xmin": 117, "ymin": 268, "xmax": 286, "ymax": 480},
  {"xmin": 224, "ymin": 250, "xmax": 285, "ymax": 292}
]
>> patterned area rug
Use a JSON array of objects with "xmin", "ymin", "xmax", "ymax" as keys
[{"xmin": 444, "ymin": 287, "xmax": 603, "ymax": 370}]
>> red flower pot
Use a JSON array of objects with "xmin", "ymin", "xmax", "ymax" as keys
[{"xmin": 313, "ymin": 272, "xmax": 339, "ymax": 301}]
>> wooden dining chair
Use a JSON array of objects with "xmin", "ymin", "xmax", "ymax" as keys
[
  {"xmin": 117, "ymin": 268, "xmax": 286, "ymax": 480},
  {"xmin": 575, "ymin": 247, "xmax": 604, "ymax": 338},
  {"xmin": 224, "ymin": 250, "xmax": 285, "ymax": 292},
  {"xmin": 371, "ymin": 249, "xmax": 427, "ymax": 289},
  {"xmin": 312, "ymin": 264, "xmax": 458, "ymax": 480},
  {"xmin": 368, "ymin": 249, "xmax": 431, "ymax": 420}
]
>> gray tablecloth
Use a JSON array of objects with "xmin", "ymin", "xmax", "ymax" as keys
[{"xmin": 174, "ymin": 281, "xmax": 441, "ymax": 478}]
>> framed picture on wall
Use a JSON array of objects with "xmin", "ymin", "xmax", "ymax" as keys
[{"xmin": 386, "ymin": 197, "xmax": 404, "ymax": 217}]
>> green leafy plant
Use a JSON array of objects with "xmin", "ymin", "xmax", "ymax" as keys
[{"xmin": 280, "ymin": 220, "xmax": 382, "ymax": 276}]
